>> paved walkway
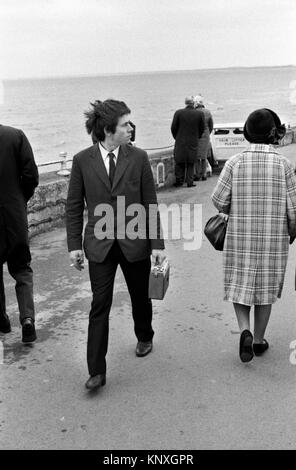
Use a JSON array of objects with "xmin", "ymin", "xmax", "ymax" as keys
[{"xmin": 1, "ymin": 145, "xmax": 296, "ymax": 450}]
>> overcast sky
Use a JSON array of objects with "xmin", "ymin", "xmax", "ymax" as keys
[{"xmin": 0, "ymin": 0, "xmax": 295, "ymax": 79}]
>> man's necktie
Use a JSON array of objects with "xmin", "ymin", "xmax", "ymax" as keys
[{"xmin": 108, "ymin": 152, "xmax": 116, "ymax": 185}]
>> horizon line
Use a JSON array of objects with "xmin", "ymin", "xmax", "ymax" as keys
[{"xmin": 2, "ymin": 64, "xmax": 296, "ymax": 82}]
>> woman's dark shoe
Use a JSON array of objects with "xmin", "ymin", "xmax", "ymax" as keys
[
  {"xmin": 239, "ymin": 329, "xmax": 254, "ymax": 363},
  {"xmin": 253, "ymin": 339, "xmax": 269, "ymax": 356}
]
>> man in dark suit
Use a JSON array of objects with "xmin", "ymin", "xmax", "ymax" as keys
[
  {"xmin": 0, "ymin": 124, "xmax": 39, "ymax": 342},
  {"xmin": 66, "ymin": 99, "xmax": 165, "ymax": 391},
  {"xmin": 171, "ymin": 96, "xmax": 205, "ymax": 187}
]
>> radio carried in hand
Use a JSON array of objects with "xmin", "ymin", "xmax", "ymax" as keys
[{"xmin": 148, "ymin": 259, "xmax": 170, "ymax": 300}]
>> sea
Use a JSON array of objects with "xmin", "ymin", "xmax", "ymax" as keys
[{"xmin": 1, "ymin": 66, "xmax": 296, "ymax": 170}]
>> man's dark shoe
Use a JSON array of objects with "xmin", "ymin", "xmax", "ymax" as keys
[
  {"xmin": 253, "ymin": 339, "xmax": 269, "ymax": 356},
  {"xmin": 173, "ymin": 182, "xmax": 183, "ymax": 187},
  {"xmin": 22, "ymin": 318, "xmax": 37, "ymax": 343},
  {"xmin": 239, "ymin": 329, "xmax": 254, "ymax": 363},
  {"xmin": 202, "ymin": 176, "xmax": 207, "ymax": 181},
  {"xmin": 85, "ymin": 374, "xmax": 106, "ymax": 390},
  {"xmin": 187, "ymin": 183, "xmax": 196, "ymax": 187},
  {"xmin": 0, "ymin": 315, "xmax": 11, "ymax": 334},
  {"xmin": 136, "ymin": 341, "xmax": 153, "ymax": 357}
]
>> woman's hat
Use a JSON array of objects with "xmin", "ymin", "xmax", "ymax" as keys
[{"xmin": 243, "ymin": 108, "xmax": 286, "ymax": 144}]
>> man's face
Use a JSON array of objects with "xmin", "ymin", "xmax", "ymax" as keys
[{"xmin": 110, "ymin": 114, "xmax": 133, "ymax": 146}]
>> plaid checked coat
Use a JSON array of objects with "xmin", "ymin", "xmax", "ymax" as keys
[{"xmin": 211, "ymin": 144, "xmax": 296, "ymax": 305}]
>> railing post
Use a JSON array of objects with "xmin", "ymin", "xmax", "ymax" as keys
[
  {"xmin": 156, "ymin": 162, "xmax": 165, "ymax": 187},
  {"xmin": 56, "ymin": 151, "xmax": 70, "ymax": 176}
]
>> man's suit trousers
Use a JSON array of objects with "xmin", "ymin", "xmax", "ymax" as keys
[
  {"xmin": 87, "ymin": 240, "xmax": 154, "ymax": 376},
  {"xmin": 0, "ymin": 262, "xmax": 35, "ymax": 323},
  {"xmin": 0, "ymin": 210, "xmax": 35, "ymax": 324}
]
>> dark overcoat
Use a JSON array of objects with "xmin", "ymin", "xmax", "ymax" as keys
[
  {"xmin": 171, "ymin": 106, "xmax": 205, "ymax": 164},
  {"xmin": 66, "ymin": 143, "xmax": 164, "ymax": 263},
  {"xmin": 0, "ymin": 125, "xmax": 39, "ymax": 264}
]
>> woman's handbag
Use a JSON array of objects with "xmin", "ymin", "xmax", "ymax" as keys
[{"xmin": 204, "ymin": 214, "xmax": 228, "ymax": 251}]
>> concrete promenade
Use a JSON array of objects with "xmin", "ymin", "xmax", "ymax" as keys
[{"xmin": 1, "ymin": 145, "xmax": 296, "ymax": 450}]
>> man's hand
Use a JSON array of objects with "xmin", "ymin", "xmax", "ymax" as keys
[
  {"xmin": 70, "ymin": 250, "xmax": 84, "ymax": 271},
  {"xmin": 152, "ymin": 249, "xmax": 166, "ymax": 266},
  {"xmin": 219, "ymin": 212, "xmax": 229, "ymax": 222}
]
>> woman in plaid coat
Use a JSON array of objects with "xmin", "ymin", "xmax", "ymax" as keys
[{"xmin": 211, "ymin": 109, "xmax": 296, "ymax": 362}]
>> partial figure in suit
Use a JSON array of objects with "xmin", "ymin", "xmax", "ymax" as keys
[
  {"xmin": 0, "ymin": 124, "xmax": 39, "ymax": 342},
  {"xmin": 66, "ymin": 99, "xmax": 166, "ymax": 391},
  {"xmin": 171, "ymin": 96, "xmax": 205, "ymax": 188}
]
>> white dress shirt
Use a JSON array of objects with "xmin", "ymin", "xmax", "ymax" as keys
[{"xmin": 98, "ymin": 142, "xmax": 119, "ymax": 176}]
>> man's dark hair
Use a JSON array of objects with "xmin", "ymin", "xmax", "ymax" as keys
[{"xmin": 85, "ymin": 99, "xmax": 131, "ymax": 142}]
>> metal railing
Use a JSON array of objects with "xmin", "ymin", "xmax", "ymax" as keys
[{"xmin": 37, "ymin": 151, "xmax": 72, "ymax": 176}]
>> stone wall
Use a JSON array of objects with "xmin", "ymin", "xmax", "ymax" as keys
[{"xmin": 28, "ymin": 175, "xmax": 68, "ymax": 236}]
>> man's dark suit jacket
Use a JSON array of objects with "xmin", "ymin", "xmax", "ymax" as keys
[
  {"xmin": 66, "ymin": 143, "xmax": 164, "ymax": 263},
  {"xmin": 171, "ymin": 106, "xmax": 205, "ymax": 164},
  {"xmin": 0, "ymin": 125, "xmax": 39, "ymax": 263}
]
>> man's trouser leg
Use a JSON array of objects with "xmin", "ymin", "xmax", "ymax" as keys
[
  {"xmin": 186, "ymin": 163, "xmax": 194, "ymax": 185},
  {"xmin": 175, "ymin": 162, "xmax": 185, "ymax": 184},
  {"xmin": 7, "ymin": 260, "xmax": 35, "ymax": 324},
  {"xmin": 0, "ymin": 210, "xmax": 7, "ymax": 321},
  {"xmin": 118, "ymin": 247, "xmax": 154, "ymax": 343},
  {"xmin": 87, "ymin": 248, "xmax": 118, "ymax": 376},
  {"xmin": 0, "ymin": 264, "xmax": 7, "ymax": 320}
]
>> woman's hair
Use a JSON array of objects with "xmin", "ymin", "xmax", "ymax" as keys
[
  {"xmin": 193, "ymin": 95, "xmax": 204, "ymax": 108},
  {"xmin": 85, "ymin": 99, "xmax": 131, "ymax": 142}
]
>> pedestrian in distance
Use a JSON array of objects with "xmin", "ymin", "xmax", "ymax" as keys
[
  {"xmin": 171, "ymin": 96, "xmax": 205, "ymax": 188},
  {"xmin": 193, "ymin": 94, "xmax": 214, "ymax": 181},
  {"xmin": 0, "ymin": 124, "xmax": 39, "ymax": 342},
  {"xmin": 211, "ymin": 108, "xmax": 296, "ymax": 362},
  {"xmin": 66, "ymin": 99, "xmax": 166, "ymax": 391}
]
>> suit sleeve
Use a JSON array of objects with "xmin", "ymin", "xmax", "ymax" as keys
[
  {"xmin": 211, "ymin": 159, "xmax": 232, "ymax": 214},
  {"xmin": 141, "ymin": 152, "xmax": 165, "ymax": 250},
  {"xmin": 18, "ymin": 130, "xmax": 39, "ymax": 201},
  {"xmin": 171, "ymin": 111, "xmax": 179, "ymax": 139},
  {"xmin": 66, "ymin": 156, "xmax": 85, "ymax": 251}
]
